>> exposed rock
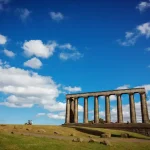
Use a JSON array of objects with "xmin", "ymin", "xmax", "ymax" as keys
[
  {"xmin": 88, "ymin": 135, "xmax": 92, "ymax": 138},
  {"xmin": 26, "ymin": 128, "xmax": 30, "ymax": 131},
  {"xmin": 54, "ymin": 131, "xmax": 59, "ymax": 134},
  {"xmin": 88, "ymin": 139, "xmax": 95, "ymax": 143},
  {"xmin": 70, "ymin": 133, "xmax": 75, "ymax": 136},
  {"xmin": 72, "ymin": 138, "xmax": 77, "ymax": 142},
  {"xmin": 100, "ymin": 133, "xmax": 111, "ymax": 138},
  {"xmin": 72, "ymin": 138, "xmax": 83, "ymax": 142},
  {"xmin": 14, "ymin": 126, "xmax": 17, "ymax": 129},
  {"xmin": 76, "ymin": 138, "xmax": 83, "ymax": 142},
  {"xmin": 37, "ymin": 129, "xmax": 46, "ymax": 133},
  {"xmin": 100, "ymin": 140, "xmax": 112, "ymax": 146},
  {"xmin": 121, "ymin": 133, "xmax": 130, "ymax": 138}
]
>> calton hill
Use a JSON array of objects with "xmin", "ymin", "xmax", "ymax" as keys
[
  {"xmin": 1, "ymin": 0, "xmax": 150, "ymax": 149},
  {"xmin": 0, "ymin": 88, "xmax": 150, "ymax": 150}
]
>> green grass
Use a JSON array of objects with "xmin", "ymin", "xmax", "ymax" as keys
[
  {"xmin": 0, "ymin": 132, "xmax": 150, "ymax": 150},
  {"xmin": 0, "ymin": 125, "xmax": 150, "ymax": 150}
]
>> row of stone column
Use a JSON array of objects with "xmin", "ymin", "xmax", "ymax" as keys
[{"xmin": 65, "ymin": 92, "xmax": 149, "ymax": 124}]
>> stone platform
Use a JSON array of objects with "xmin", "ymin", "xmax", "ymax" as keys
[{"xmin": 62, "ymin": 123, "xmax": 150, "ymax": 137}]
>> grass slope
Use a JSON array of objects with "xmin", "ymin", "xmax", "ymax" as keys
[
  {"xmin": 0, "ymin": 125, "xmax": 150, "ymax": 150},
  {"xmin": 0, "ymin": 132, "xmax": 150, "ymax": 150}
]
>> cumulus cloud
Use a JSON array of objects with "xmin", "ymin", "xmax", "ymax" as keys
[
  {"xmin": 0, "ymin": 34, "xmax": 7, "ymax": 45},
  {"xmin": 47, "ymin": 111, "xmax": 65, "ymax": 120},
  {"xmin": 137, "ymin": 22, "xmax": 150, "ymax": 38},
  {"xmin": 24, "ymin": 57, "xmax": 42, "ymax": 69},
  {"xmin": 49, "ymin": 12, "xmax": 64, "ymax": 21},
  {"xmin": 0, "ymin": 59, "xmax": 10, "ymax": 68},
  {"xmin": 3, "ymin": 49, "xmax": 15, "ymax": 57},
  {"xmin": 146, "ymin": 47, "xmax": 150, "ymax": 51},
  {"xmin": 134, "ymin": 84, "xmax": 150, "ymax": 93},
  {"xmin": 16, "ymin": 8, "xmax": 31, "ymax": 22},
  {"xmin": 118, "ymin": 22, "xmax": 150, "ymax": 46},
  {"xmin": 116, "ymin": 84, "xmax": 130, "ymax": 90},
  {"xmin": 125, "ymin": 32, "xmax": 134, "ymax": 39},
  {"xmin": 22, "ymin": 40, "xmax": 57, "ymax": 58},
  {"xmin": 0, "ymin": 60, "xmax": 61, "ymax": 111},
  {"xmin": 36, "ymin": 113, "xmax": 46, "ymax": 117},
  {"xmin": 0, "ymin": 60, "xmax": 83, "ymax": 115},
  {"xmin": 59, "ymin": 52, "xmax": 83, "ymax": 60},
  {"xmin": 59, "ymin": 43, "xmax": 76, "ymax": 51},
  {"xmin": 63, "ymin": 86, "xmax": 82, "ymax": 92},
  {"xmin": 58, "ymin": 43, "xmax": 83, "ymax": 60},
  {"xmin": 136, "ymin": 1, "xmax": 150, "ymax": 12}
]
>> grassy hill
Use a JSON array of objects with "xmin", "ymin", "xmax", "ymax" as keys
[{"xmin": 0, "ymin": 125, "xmax": 150, "ymax": 150}]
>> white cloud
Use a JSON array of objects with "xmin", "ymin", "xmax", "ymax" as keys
[
  {"xmin": 58, "ymin": 43, "xmax": 83, "ymax": 61},
  {"xmin": 0, "ymin": 61, "xmax": 84, "ymax": 114},
  {"xmin": 136, "ymin": 1, "xmax": 150, "ymax": 12},
  {"xmin": 47, "ymin": 104, "xmax": 84, "ymax": 120},
  {"xmin": 36, "ymin": 113, "xmax": 46, "ymax": 117},
  {"xmin": 63, "ymin": 86, "xmax": 82, "ymax": 92},
  {"xmin": 3, "ymin": 49, "xmax": 15, "ymax": 57},
  {"xmin": 59, "ymin": 43, "xmax": 76, "ymax": 51},
  {"xmin": 16, "ymin": 8, "xmax": 31, "ymax": 22},
  {"xmin": 0, "ymin": 60, "xmax": 64, "ymax": 111},
  {"xmin": 134, "ymin": 84, "xmax": 150, "ymax": 93},
  {"xmin": 0, "ymin": 34, "xmax": 7, "ymax": 45},
  {"xmin": 24, "ymin": 57, "xmax": 42, "ymax": 69},
  {"xmin": 59, "ymin": 52, "xmax": 83, "ymax": 60},
  {"xmin": 118, "ymin": 22, "xmax": 150, "ymax": 46},
  {"xmin": 0, "ymin": 59, "xmax": 10, "ymax": 68},
  {"xmin": 47, "ymin": 111, "xmax": 65, "ymax": 120},
  {"xmin": 125, "ymin": 32, "xmax": 134, "ymax": 39},
  {"xmin": 116, "ymin": 84, "xmax": 130, "ymax": 90},
  {"xmin": 22, "ymin": 40, "xmax": 57, "ymax": 58},
  {"xmin": 117, "ymin": 35, "xmax": 139, "ymax": 46},
  {"xmin": 49, "ymin": 12, "xmax": 64, "ymax": 21},
  {"xmin": 146, "ymin": 47, "xmax": 150, "ymax": 51},
  {"xmin": 137, "ymin": 22, "xmax": 150, "ymax": 38},
  {"xmin": 109, "ymin": 95, "xmax": 116, "ymax": 101}
]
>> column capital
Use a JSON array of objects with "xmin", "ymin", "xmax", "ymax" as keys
[
  {"xmin": 94, "ymin": 95, "xmax": 99, "ymax": 98},
  {"xmin": 139, "ymin": 92, "xmax": 146, "ymax": 95},
  {"xmin": 105, "ymin": 95, "xmax": 110, "ymax": 98},
  {"xmin": 116, "ymin": 94, "xmax": 121, "ymax": 97},
  {"xmin": 83, "ymin": 96, "xmax": 88, "ymax": 99}
]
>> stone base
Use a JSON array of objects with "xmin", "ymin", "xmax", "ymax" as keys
[{"xmin": 62, "ymin": 123, "xmax": 150, "ymax": 137}]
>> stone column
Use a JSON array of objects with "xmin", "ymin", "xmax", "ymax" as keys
[
  {"xmin": 94, "ymin": 96, "xmax": 99, "ymax": 123},
  {"xmin": 140, "ymin": 93, "xmax": 149, "ymax": 123},
  {"xmin": 105, "ymin": 95, "xmax": 110, "ymax": 123},
  {"xmin": 129, "ymin": 93, "xmax": 136, "ymax": 123},
  {"xmin": 70, "ymin": 98, "xmax": 75, "ymax": 123},
  {"xmin": 84, "ymin": 97, "xmax": 88, "ymax": 123},
  {"xmin": 74, "ymin": 97, "xmax": 78, "ymax": 123},
  {"xmin": 117, "ymin": 94, "xmax": 123, "ymax": 123},
  {"xmin": 65, "ymin": 98, "xmax": 70, "ymax": 123}
]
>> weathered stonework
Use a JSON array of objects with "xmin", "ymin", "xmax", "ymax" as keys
[{"xmin": 65, "ymin": 88, "xmax": 149, "ymax": 124}]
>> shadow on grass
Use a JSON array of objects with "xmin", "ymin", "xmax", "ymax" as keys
[
  {"xmin": 70, "ymin": 127, "xmax": 120, "ymax": 137},
  {"xmin": 69, "ymin": 127, "xmax": 150, "ymax": 139}
]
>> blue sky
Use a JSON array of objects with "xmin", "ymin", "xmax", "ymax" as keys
[{"xmin": 0, "ymin": 0, "xmax": 150, "ymax": 125}]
